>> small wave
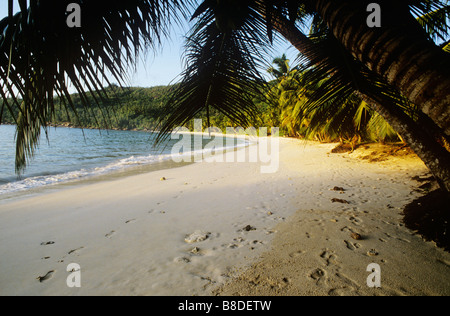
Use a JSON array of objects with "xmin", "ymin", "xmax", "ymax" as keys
[{"xmin": 0, "ymin": 140, "xmax": 250, "ymax": 196}]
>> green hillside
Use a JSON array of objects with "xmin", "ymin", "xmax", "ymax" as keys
[{"xmin": 0, "ymin": 84, "xmax": 267, "ymax": 132}]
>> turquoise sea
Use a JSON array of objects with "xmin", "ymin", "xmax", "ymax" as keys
[{"xmin": 0, "ymin": 125, "xmax": 246, "ymax": 198}]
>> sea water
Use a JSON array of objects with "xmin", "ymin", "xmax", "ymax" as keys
[{"xmin": 0, "ymin": 125, "xmax": 247, "ymax": 198}]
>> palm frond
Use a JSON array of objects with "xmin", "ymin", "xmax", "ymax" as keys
[
  {"xmin": 289, "ymin": 29, "xmax": 413, "ymax": 141},
  {"xmin": 414, "ymin": 1, "xmax": 450, "ymax": 42},
  {"xmin": 0, "ymin": 0, "xmax": 188, "ymax": 173},
  {"xmin": 156, "ymin": 0, "xmax": 272, "ymax": 143}
]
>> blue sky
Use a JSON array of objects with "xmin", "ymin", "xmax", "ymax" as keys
[{"xmin": 0, "ymin": 1, "xmax": 296, "ymax": 89}]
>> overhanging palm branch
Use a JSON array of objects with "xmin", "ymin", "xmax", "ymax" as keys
[
  {"xmin": 156, "ymin": 0, "xmax": 272, "ymax": 143},
  {"xmin": 412, "ymin": 0, "xmax": 450, "ymax": 42},
  {"xmin": 0, "ymin": 0, "xmax": 188, "ymax": 173},
  {"xmin": 288, "ymin": 29, "xmax": 415, "ymax": 142},
  {"xmin": 268, "ymin": 1, "xmax": 450, "ymax": 144}
]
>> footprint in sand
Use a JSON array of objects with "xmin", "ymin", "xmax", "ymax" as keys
[
  {"xmin": 105, "ymin": 231, "xmax": 116, "ymax": 239},
  {"xmin": 40, "ymin": 241, "xmax": 55, "ymax": 246},
  {"xmin": 320, "ymin": 249, "xmax": 337, "ymax": 266},
  {"xmin": 68, "ymin": 247, "xmax": 84, "ymax": 255},
  {"xmin": 174, "ymin": 257, "xmax": 191, "ymax": 264},
  {"xmin": 289, "ymin": 250, "xmax": 305, "ymax": 258},
  {"xmin": 340, "ymin": 226, "xmax": 357, "ymax": 233},
  {"xmin": 37, "ymin": 270, "xmax": 55, "ymax": 283},
  {"xmin": 227, "ymin": 243, "xmax": 242, "ymax": 249},
  {"xmin": 344, "ymin": 240, "xmax": 361, "ymax": 251},
  {"xmin": 349, "ymin": 216, "xmax": 362, "ymax": 225},
  {"xmin": 309, "ymin": 268, "xmax": 326, "ymax": 284},
  {"xmin": 384, "ymin": 232, "xmax": 411, "ymax": 243}
]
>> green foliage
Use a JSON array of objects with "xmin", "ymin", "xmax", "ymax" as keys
[
  {"xmin": 263, "ymin": 55, "xmax": 400, "ymax": 143},
  {"xmin": 0, "ymin": 67, "xmax": 401, "ymax": 145},
  {"xmin": 0, "ymin": 0, "xmax": 188, "ymax": 172},
  {"xmin": 1, "ymin": 85, "xmax": 174, "ymax": 131}
]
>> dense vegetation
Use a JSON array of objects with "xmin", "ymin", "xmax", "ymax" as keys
[
  {"xmin": 1, "ymin": 77, "xmax": 398, "ymax": 144},
  {"xmin": 1, "ymin": 84, "xmax": 171, "ymax": 131}
]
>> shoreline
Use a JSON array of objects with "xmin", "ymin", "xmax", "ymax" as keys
[
  {"xmin": 0, "ymin": 129, "xmax": 252, "ymax": 202},
  {"xmin": 0, "ymin": 138, "xmax": 448, "ymax": 296}
]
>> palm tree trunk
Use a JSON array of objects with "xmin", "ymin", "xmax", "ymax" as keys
[
  {"xmin": 271, "ymin": 10, "xmax": 450, "ymax": 192},
  {"xmin": 356, "ymin": 91, "xmax": 450, "ymax": 192},
  {"xmin": 314, "ymin": 0, "xmax": 450, "ymax": 136}
]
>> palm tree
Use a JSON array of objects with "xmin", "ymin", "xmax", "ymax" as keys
[
  {"xmin": 267, "ymin": 64, "xmax": 398, "ymax": 142},
  {"xmin": 311, "ymin": 0, "xmax": 450, "ymax": 136},
  {"xmin": 268, "ymin": 4, "xmax": 450, "ymax": 191},
  {"xmin": 159, "ymin": 0, "xmax": 450, "ymax": 190},
  {"xmin": 267, "ymin": 54, "xmax": 291, "ymax": 79},
  {"xmin": 1, "ymin": 0, "xmax": 450, "ymax": 191},
  {"xmin": 0, "ymin": 0, "xmax": 188, "ymax": 172}
]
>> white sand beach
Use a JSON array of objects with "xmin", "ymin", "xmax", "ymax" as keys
[{"xmin": 0, "ymin": 137, "xmax": 449, "ymax": 296}]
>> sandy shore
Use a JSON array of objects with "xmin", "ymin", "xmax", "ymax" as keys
[{"xmin": 0, "ymin": 137, "xmax": 449, "ymax": 296}]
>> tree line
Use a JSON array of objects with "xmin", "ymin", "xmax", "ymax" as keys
[{"xmin": 1, "ymin": 74, "xmax": 401, "ymax": 145}]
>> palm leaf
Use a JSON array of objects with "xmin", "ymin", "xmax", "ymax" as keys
[
  {"xmin": 156, "ymin": 0, "xmax": 272, "ymax": 143},
  {"xmin": 287, "ymin": 27, "xmax": 414, "ymax": 141},
  {"xmin": 411, "ymin": 0, "xmax": 450, "ymax": 42},
  {"xmin": 0, "ymin": 0, "xmax": 188, "ymax": 173}
]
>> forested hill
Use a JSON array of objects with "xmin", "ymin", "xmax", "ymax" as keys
[
  {"xmin": 1, "ymin": 82, "xmax": 397, "ymax": 142},
  {"xmin": 1, "ymin": 84, "xmax": 268, "ymax": 132},
  {"xmin": 55, "ymin": 85, "xmax": 175, "ymax": 131},
  {"xmin": 0, "ymin": 85, "xmax": 176, "ymax": 131}
]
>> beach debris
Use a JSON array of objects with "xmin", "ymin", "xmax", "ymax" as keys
[
  {"xmin": 160, "ymin": 177, "xmax": 167, "ymax": 181},
  {"xmin": 330, "ymin": 219, "xmax": 338, "ymax": 223},
  {"xmin": 185, "ymin": 231, "xmax": 210, "ymax": 243},
  {"xmin": 351, "ymin": 233, "xmax": 362, "ymax": 240},
  {"xmin": 37, "ymin": 270, "xmax": 55, "ymax": 283},
  {"xmin": 267, "ymin": 211, "xmax": 273, "ymax": 216},
  {"xmin": 332, "ymin": 186, "xmax": 346, "ymax": 192},
  {"xmin": 243, "ymin": 225, "xmax": 256, "ymax": 232},
  {"xmin": 367, "ymin": 249, "xmax": 379, "ymax": 256},
  {"xmin": 40, "ymin": 241, "xmax": 55, "ymax": 246},
  {"xmin": 190, "ymin": 247, "xmax": 201, "ymax": 254},
  {"xmin": 331, "ymin": 198, "xmax": 350, "ymax": 204}
]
